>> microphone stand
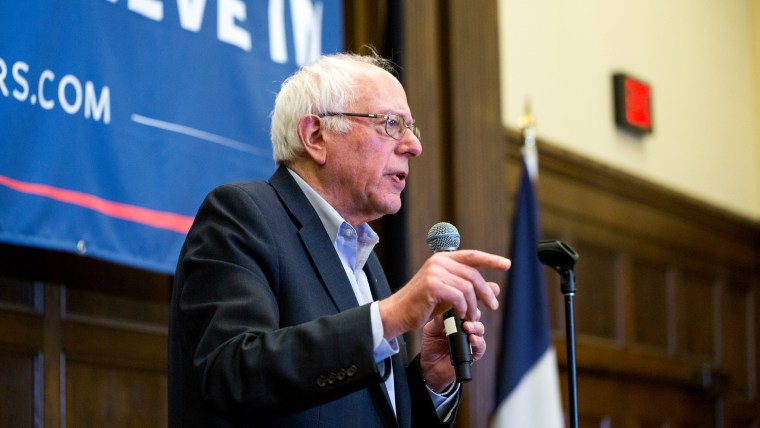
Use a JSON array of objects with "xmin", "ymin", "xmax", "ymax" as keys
[
  {"xmin": 560, "ymin": 268, "xmax": 578, "ymax": 428},
  {"xmin": 537, "ymin": 240, "xmax": 579, "ymax": 428}
]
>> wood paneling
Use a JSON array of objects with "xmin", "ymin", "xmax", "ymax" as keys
[
  {"xmin": 65, "ymin": 360, "xmax": 167, "ymax": 428},
  {"xmin": 0, "ymin": 245, "xmax": 170, "ymax": 427},
  {"xmin": 503, "ymin": 129, "xmax": 760, "ymax": 427},
  {"xmin": 0, "ymin": 349, "xmax": 40, "ymax": 427},
  {"xmin": 721, "ymin": 279, "xmax": 753, "ymax": 398},
  {"xmin": 631, "ymin": 259, "xmax": 670, "ymax": 349},
  {"xmin": 403, "ymin": 0, "xmax": 448, "ymax": 274},
  {"xmin": 678, "ymin": 270, "xmax": 717, "ymax": 359},
  {"xmin": 573, "ymin": 241, "xmax": 620, "ymax": 340}
]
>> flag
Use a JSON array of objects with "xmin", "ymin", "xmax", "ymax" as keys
[{"xmin": 491, "ymin": 151, "xmax": 564, "ymax": 427}]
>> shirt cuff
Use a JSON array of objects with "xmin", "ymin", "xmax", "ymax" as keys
[
  {"xmin": 371, "ymin": 301, "xmax": 399, "ymax": 362},
  {"xmin": 427, "ymin": 382, "xmax": 461, "ymax": 421}
]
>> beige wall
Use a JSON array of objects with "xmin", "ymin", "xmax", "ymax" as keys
[
  {"xmin": 499, "ymin": 0, "xmax": 760, "ymax": 220},
  {"xmin": 752, "ymin": 0, "xmax": 760, "ymax": 218}
]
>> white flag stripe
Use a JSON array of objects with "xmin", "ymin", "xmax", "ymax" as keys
[{"xmin": 491, "ymin": 348, "xmax": 565, "ymax": 427}]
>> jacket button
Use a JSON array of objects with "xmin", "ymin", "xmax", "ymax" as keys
[
  {"xmin": 337, "ymin": 369, "xmax": 347, "ymax": 381},
  {"xmin": 327, "ymin": 372, "xmax": 337, "ymax": 384},
  {"xmin": 346, "ymin": 365, "xmax": 357, "ymax": 377},
  {"xmin": 316, "ymin": 375, "xmax": 327, "ymax": 387}
]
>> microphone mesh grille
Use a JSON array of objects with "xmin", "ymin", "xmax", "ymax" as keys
[{"xmin": 426, "ymin": 222, "xmax": 461, "ymax": 252}]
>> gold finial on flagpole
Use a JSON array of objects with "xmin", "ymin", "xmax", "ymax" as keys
[
  {"xmin": 518, "ymin": 99, "xmax": 538, "ymax": 181},
  {"xmin": 518, "ymin": 99, "xmax": 535, "ymax": 132}
]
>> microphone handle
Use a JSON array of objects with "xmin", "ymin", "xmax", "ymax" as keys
[{"xmin": 443, "ymin": 309, "xmax": 472, "ymax": 383}]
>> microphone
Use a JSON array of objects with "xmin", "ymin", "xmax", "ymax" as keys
[{"xmin": 426, "ymin": 222, "xmax": 472, "ymax": 383}]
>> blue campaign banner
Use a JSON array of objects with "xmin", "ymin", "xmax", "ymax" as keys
[{"xmin": 0, "ymin": 0, "xmax": 343, "ymax": 273}]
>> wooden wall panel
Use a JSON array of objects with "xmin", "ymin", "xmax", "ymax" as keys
[
  {"xmin": 0, "ymin": 349, "xmax": 40, "ymax": 427},
  {"xmin": 570, "ymin": 371, "xmax": 715, "ymax": 428},
  {"xmin": 623, "ymin": 380, "xmax": 714, "ymax": 428},
  {"xmin": 570, "ymin": 374, "xmax": 618, "ymax": 427},
  {"xmin": 677, "ymin": 270, "xmax": 717, "ymax": 359},
  {"xmin": 65, "ymin": 360, "xmax": 167, "ymax": 427},
  {"xmin": 403, "ymin": 0, "xmax": 447, "ymax": 273},
  {"xmin": 721, "ymin": 279, "xmax": 753, "ymax": 398},
  {"xmin": 631, "ymin": 259, "xmax": 670, "ymax": 349},
  {"xmin": 573, "ymin": 241, "xmax": 620, "ymax": 340},
  {"xmin": 0, "ymin": 245, "xmax": 170, "ymax": 427}
]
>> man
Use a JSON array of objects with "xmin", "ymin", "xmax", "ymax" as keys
[{"xmin": 169, "ymin": 52, "xmax": 511, "ymax": 427}]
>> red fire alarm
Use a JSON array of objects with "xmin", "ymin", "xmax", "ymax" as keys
[{"xmin": 613, "ymin": 73, "xmax": 653, "ymax": 135}]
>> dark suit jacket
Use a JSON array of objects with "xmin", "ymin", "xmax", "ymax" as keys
[{"xmin": 169, "ymin": 166, "xmax": 458, "ymax": 427}]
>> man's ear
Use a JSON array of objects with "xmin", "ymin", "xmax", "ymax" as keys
[{"xmin": 297, "ymin": 114, "xmax": 327, "ymax": 165}]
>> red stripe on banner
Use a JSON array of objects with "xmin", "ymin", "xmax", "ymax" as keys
[{"xmin": 0, "ymin": 175, "xmax": 193, "ymax": 234}]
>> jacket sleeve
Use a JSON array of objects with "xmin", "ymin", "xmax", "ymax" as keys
[{"xmin": 406, "ymin": 354, "xmax": 461, "ymax": 428}]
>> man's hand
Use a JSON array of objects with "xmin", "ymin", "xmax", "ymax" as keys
[
  {"xmin": 417, "ymin": 315, "xmax": 488, "ymax": 392},
  {"xmin": 378, "ymin": 250, "xmax": 509, "ymax": 340}
]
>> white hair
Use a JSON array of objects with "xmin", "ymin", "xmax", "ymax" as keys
[{"xmin": 270, "ymin": 52, "xmax": 396, "ymax": 165}]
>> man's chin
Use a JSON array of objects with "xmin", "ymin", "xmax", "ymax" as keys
[
  {"xmin": 374, "ymin": 199, "xmax": 403, "ymax": 219},
  {"xmin": 384, "ymin": 201, "xmax": 403, "ymax": 216}
]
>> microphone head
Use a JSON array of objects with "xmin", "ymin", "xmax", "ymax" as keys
[{"xmin": 426, "ymin": 222, "xmax": 461, "ymax": 252}]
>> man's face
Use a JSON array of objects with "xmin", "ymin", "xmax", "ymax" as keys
[{"xmin": 321, "ymin": 68, "xmax": 422, "ymax": 226}]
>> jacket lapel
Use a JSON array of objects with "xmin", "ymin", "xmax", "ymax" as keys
[
  {"xmin": 269, "ymin": 166, "xmax": 358, "ymax": 312},
  {"xmin": 364, "ymin": 252, "xmax": 392, "ymax": 300}
]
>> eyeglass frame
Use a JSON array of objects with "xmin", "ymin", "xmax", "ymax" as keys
[{"xmin": 318, "ymin": 112, "xmax": 421, "ymax": 141}]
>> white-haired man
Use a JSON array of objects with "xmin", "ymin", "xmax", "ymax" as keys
[{"xmin": 169, "ymin": 52, "xmax": 510, "ymax": 427}]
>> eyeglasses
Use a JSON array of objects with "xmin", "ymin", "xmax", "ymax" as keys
[{"xmin": 319, "ymin": 112, "xmax": 421, "ymax": 141}]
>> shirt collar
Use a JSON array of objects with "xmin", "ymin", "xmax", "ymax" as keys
[{"xmin": 286, "ymin": 168, "xmax": 379, "ymax": 246}]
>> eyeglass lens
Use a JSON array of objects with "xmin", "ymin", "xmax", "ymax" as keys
[{"xmin": 386, "ymin": 115, "xmax": 420, "ymax": 140}]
